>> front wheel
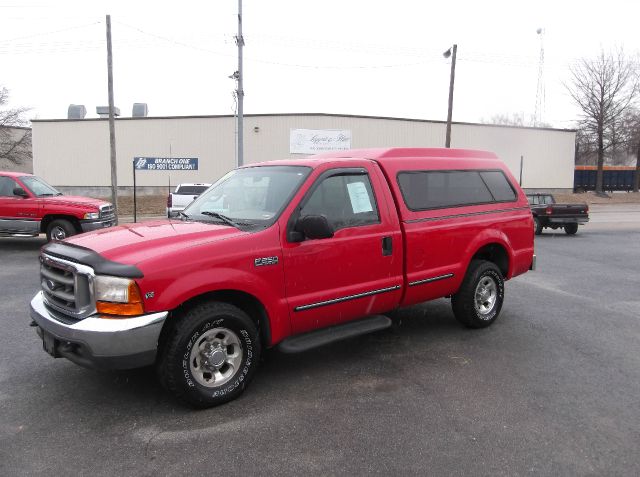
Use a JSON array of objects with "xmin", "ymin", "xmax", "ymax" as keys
[
  {"xmin": 46, "ymin": 219, "xmax": 76, "ymax": 241},
  {"xmin": 452, "ymin": 260, "xmax": 505, "ymax": 329},
  {"xmin": 157, "ymin": 302, "xmax": 261, "ymax": 408}
]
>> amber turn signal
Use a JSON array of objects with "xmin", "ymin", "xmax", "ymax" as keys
[
  {"xmin": 96, "ymin": 281, "xmax": 144, "ymax": 317},
  {"xmin": 96, "ymin": 301, "xmax": 145, "ymax": 317}
]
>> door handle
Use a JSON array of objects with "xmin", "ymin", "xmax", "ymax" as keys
[{"xmin": 382, "ymin": 236, "xmax": 392, "ymax": 256}]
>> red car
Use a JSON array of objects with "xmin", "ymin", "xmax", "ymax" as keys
[
  {"xmin": 0, "ymin": 171, "xmax": 116, "ymax": 241},
  {"xmin": 29, "ymin": 148, "xmax": 535, "ymax": 407}
]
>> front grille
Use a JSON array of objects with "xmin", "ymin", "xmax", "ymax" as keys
[
  {"xmin": 100, "ymin": 203, "xmax": 115, "ymax": 219},
  {"xmin": 40, "ymin": 255, "xmax": 94, "ymax": 319}
]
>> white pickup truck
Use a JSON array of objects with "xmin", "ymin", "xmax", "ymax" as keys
[{"xmin": 166, "ymin": 183, "xmax": 211, "ymax": 217}]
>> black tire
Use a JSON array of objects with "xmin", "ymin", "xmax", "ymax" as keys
[
  {"xmin": 564, "ymin": 223, "xmax": 578, "ymax": 235},
  {"xmin": 157, "ymin": 302, "xmax": 261, "ymax": 408},
  {"xmin": 452, "ymin": 260, "xmax": 505, "ymax": 329},
  {"xmin": 46, "ymin": 219, "xmax": 76, "ymax": 241},
  {"xmin": 533, "ymin": 216, "xmax": 543, "ymax": 235}
]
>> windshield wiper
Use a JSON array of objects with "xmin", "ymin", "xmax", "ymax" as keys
[
  {"xmin": 201, "ymin": 211, "xmax": 242, "ymax": 228},
  {"xmin": 179, "ymin": 211, "xmax": 190, "ymax": 219}
]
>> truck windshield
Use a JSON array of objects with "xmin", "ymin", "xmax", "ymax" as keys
[
  {"xmin": 21, "ymin": 176, "xmax": 62, "ymax": 197},
  {"xmin": 183, "ymin": 165, "xmax": 311, "ymax": 226}
]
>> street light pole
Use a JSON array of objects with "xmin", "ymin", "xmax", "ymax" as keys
[{"xmin": 444, "ymin": 43, "xmax": 457, "ymax": 148}]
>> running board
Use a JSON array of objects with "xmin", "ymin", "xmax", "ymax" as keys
[{"xmin": 277, "ymin": 315, "xmax": 392, "ymax": 354}]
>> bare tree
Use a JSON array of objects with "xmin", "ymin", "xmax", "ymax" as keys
[
  {"xmin": 0, "ymin": 87, "xmax": 32, "ymax": 166},
  {"xmin": 567, "ymin": 49, "xmax": 639, "ymax": 194},
  {"xmin": 619, "ymin": 108, "xmax": 640, "ymax": 192},
  {"xmin": 575, "ymin": 128, "xmax": 598, "ymax": 165}
]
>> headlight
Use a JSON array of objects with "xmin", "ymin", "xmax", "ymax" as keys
[
  {"xmin": 94, "ymin": 276, "xmax": 144, "ymax": 317},
  {"xmin": 84, "ymin": 212, "xmax": 100, "ymax": 220}
]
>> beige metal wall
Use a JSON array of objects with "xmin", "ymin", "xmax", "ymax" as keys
[
  {"xmin": 32, "ymin": 117, "xmax": 236, "ymax": 189},
  {"xmin": 32, "ymin": 114, "xmax": 575, "ymax": 190}
]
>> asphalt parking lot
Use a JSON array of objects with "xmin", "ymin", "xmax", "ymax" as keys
[{"xmin": 1, "ymin": 205, "xmax": 639, "ymax": 476}]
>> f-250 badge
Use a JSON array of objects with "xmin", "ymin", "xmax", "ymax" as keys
[{"xmin": 254, "ymin": 256, "xmax": 279, "ymax": 267}]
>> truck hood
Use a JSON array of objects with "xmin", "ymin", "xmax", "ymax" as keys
[
  {"xmin": 66, "ymin": 220, "xmax": 247, "ymax": 266},
  {"xmin": 42, "ymin": 195, "xmax": 109, "ymax": 209}
]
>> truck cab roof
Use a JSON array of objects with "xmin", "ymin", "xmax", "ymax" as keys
[{"xmin": 0, "ymin": 171, "xmax": 33, "ymax": 178}]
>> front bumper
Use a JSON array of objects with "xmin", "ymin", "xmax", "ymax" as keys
[
  {"xmin": 80, "ymin": 217, "xmax": 117, "ymax": 233},
  {"xmin": 30, "ymin": 291, "xmax": 167, "ymax": 370}
]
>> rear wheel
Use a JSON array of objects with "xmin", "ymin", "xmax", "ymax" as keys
[
  {"xmin": 533, "ymin": 216, "xmax": 543, "ymax": 235},
  {"xmin": 564, "ymin": 223, "xmax": 578, "ymax": 235},
  {"xmin": 452, "ymin": 260, "xmax": 504, "ymax": 329},
  {"xmin": 157, "ymin": 301, "xmax": 261, "ymax": 408},
  {"xmin": 46, "ymin": 219, "xmax": 75, "ymax": 241}
]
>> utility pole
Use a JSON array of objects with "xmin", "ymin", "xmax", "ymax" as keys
[
  {"xmin": 519, "ymin": 155, "xmax": 524, "ymax": 186},
  {"xmin": 235, "ymin": 0, "xmax": 244, "ymax": 167},
  {"xmin": 106, "ymin": 15, "xmax": 118, "ymax": 218},
  {"xmin": 444, "ymin": 44, "xmax": 457, "ymax": 148},
  {"xmin": 534, "ymin": 28, "xmax": 545, "ymax": 127}
]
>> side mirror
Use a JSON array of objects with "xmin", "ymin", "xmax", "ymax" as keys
[
  {"xmin": 13, "ymin": 187, "xmax": 28, "ymax": 198},
  {"xmin": 298, "ymin": 215, "xmax": 334, "ymax": 240}
]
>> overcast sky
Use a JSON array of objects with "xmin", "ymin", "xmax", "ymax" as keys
[{"xmin": 1, "ymin": 0, "xmax": 639, "ymax": 128}]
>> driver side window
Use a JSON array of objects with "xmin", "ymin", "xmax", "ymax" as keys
[
  {"xmin": 300, "ymin": 173, "xmax": 380, "ymax": 231},
  {"xmin": 0, "ymin": 177, "xmax": 19, "ymax": 197}
]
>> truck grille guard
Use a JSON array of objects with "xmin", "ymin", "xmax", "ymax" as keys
[{"xmin": 40, "ymin": 254, "xmax": 96, "ymax": 321}]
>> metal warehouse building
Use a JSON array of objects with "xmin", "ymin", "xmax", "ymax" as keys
[{"xmin": 31, "ymin": 113, "xmax": 575, "ymax": 196}]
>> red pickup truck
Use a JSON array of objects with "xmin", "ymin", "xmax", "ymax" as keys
[
  {"xmin": 29, "ymin": 148, "xmax": 535, "ymax": 407},
  {"xmin": 0, "ymin": 171, "xmax": 116, "ymax": 241}
]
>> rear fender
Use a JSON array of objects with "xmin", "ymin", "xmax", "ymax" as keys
[{"xmin": 462, "ymin": 230, "xmax": 515, "ymax": 279}]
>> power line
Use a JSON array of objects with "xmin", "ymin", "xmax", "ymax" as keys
[
  {"xmin": 113, "ymin": 22, "xmax": 432, "ymax": 69},
  {"xmin": 115, "ymin": 21, "xmax": 232, "ymax": 57},
  {"xmin": 3, "ymin": 20, "xmax": 635, "ymax": 73},
  {"xmin": 0, "ymin": 21, "xmax": 101, "ymax": 43}
]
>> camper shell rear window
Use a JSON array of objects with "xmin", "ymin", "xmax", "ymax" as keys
[{"xmin": 397, "ymin": 169, "xmax": 517, "ymax": 211}]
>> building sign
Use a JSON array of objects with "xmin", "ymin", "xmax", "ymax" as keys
[
  {"xmin": 289, "ymin": 129, "xmax": 352, "ymax": 154},
  {"xmin": 133, "ymin": 157, "xmax": 198, "ymax": 171}
]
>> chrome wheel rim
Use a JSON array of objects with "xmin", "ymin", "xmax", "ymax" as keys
[
  {"xmin": 51, "ymin": 226, "xmax": 67, "ymax": 240},
  {"xmin": 189, "ymin": 327, "xmax": 243, "ymax": 388},
  {"xmin": 474, "ymin": 276, "xmax": 497, "ymax": 316}
]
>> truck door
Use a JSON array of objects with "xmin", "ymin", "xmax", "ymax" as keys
[
  {"xmin": 0, "ymin": 176, "xmax": 40, "ymax": 234},
  {"xmin": 281, "ymin": 165, "xmax": 403, "ymax": 335}
]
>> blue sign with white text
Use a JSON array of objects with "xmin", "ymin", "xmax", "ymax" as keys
[{"xmin": 133, "ymin": 157, "xmax": 198, "ymax": 171}]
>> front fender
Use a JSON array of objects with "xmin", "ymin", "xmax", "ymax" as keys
[{"xmin": 142, "ymin": 267, "xmax": 290, "ymax": 344}]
